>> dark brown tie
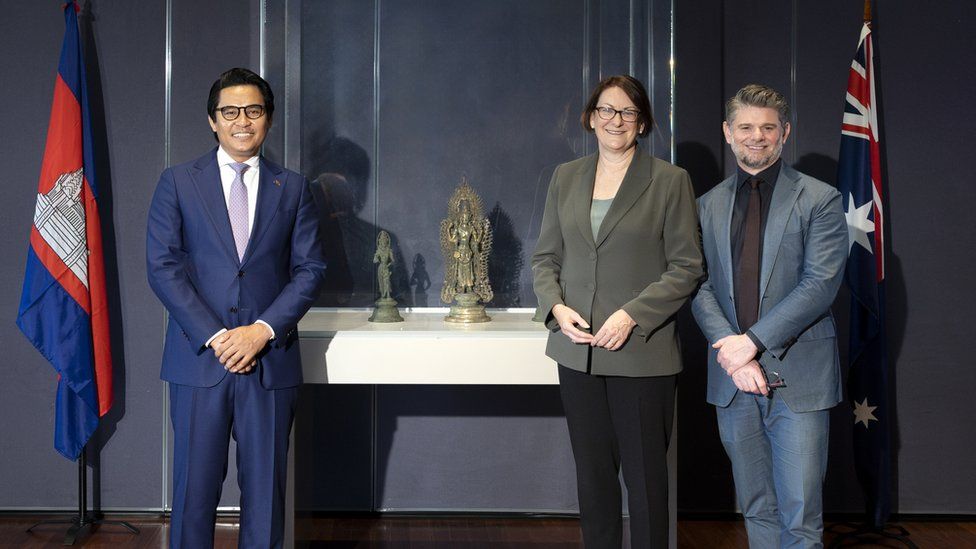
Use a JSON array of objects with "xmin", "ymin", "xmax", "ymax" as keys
[{"xmin": 736, "ymin": 178, "xmax": 762, "ymax": 331}]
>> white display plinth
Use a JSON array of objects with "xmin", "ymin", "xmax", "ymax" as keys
[{"xmin": 298, "ymin": 308, "xmax": 556, "ymax": 385}]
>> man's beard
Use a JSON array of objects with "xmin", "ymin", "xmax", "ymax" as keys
[{"xmin": 734, "ymin": 140, "xmax": 783, "ymax": 170}]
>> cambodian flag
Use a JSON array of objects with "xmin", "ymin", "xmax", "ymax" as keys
[
  {"xmin": 837, "ymin": 20, "xmax": 889, "ymax": 527},
  {"xmin": 16, "ymin": 1, "xmax": 113, "ymax": 461}
]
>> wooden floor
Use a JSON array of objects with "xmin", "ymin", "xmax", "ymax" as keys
[{"xmin": 2, "ymin": 514, "xmax": 974, "ymax": 548}]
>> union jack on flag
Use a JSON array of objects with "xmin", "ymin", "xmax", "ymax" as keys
[
  {"xmin": 837, "ymin": 20, "xmax": 890, "ymax": 527},
  {"xmin": 16, "ymin": 1, "xmax": 113, "ymax": 461}
]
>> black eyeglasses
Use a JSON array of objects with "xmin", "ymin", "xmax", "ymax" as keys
[
  {"xmin": 217, "ymin": 104, "xmax": 266, "ymax": 121},
  {"xmin": 759, "ymin": 365, "xmax": 786, "ymax": 417},
  {"xmin": 760, "ymin": 365, "xmax": 786, "ymax": 393},
  {"xmin": 595, "ymin": 106, "xmax": 640, "ymax": 123}
]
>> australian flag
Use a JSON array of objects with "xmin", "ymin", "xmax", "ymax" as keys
[
  {"xmin": 837, "ymin": 20, "xmax": 889, "ymax": 527},
  {"xmin": 16, "ymin": 1, "xmax": 113, "ymax": 461}
]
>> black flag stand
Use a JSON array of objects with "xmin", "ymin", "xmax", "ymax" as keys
[{"xmin": 25, "ymin": 446, "xmax": 139, "ymax": 545}]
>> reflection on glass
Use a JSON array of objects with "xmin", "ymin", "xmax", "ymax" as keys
[
  {"xmin": 307, "ymin": 137, "xmax": 410, "ymax": 307},
  {"xmin": 295, "ymin": 0, "xmax": 672, "ymax": 309}
]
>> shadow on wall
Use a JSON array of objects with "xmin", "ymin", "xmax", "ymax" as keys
[
  {"xmin": 306, "ymin": 136, "xmax": 411, "ymax": 307},
  {"xmin": 674, "ymin": 141, "xmax": 737, "ymax": 512},
  {"xmin": 295, "ymin": 384, "xmax": 570, "ymax": 513},
  {"xmin": 487, "ymin": 203, "xmax": 523, "ymax": 308},
  {"xmin": 79, "ymin": 0, "xmax": 128, "ymax": 514},
  {"xmin": 677, "ymin": 141, "xmax": 723, "ymax": 197},
  {"xmin": 794, "ymin": 152, "xmax": 861, "ymax": 512},
  {"xmin": 372, "ymin": 385, "xmax": 567, "ymax": 511},
  {"xmin": 409, "ymin": 253, "xmax": 432, "ymax": 307}
]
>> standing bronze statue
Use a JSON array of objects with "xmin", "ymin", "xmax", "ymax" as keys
[
  {"xmin": 440, "ymin": 179, "xmax": 493, "ymax": 323},
  {"xmin": 368, "ymin": 230, "xmax": 403, "ymax": 322},
  {"xmin": 375, "ymin": 230, "xmax": 394, "ymax": 299}
]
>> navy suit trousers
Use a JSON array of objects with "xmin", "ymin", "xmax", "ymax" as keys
[{"xmin": 169, "ymin": 371, "xmax": 298, "ymax": 549}]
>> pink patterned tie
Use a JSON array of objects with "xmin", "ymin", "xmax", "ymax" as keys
[{"xmin": 229, "ymin": 162, "xmax": 250, "ymax": 261}]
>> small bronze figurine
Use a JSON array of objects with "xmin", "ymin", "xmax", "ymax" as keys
[
  {"xmin": 440, "ymin": 179, "xmax": 493, "ymax": 323},
  {"xmin": 368, "ymin": 230, "xmax": 404, "ymax": 322}
]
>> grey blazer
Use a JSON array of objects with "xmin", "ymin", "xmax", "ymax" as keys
[
  {"xmin": 532, "ymin": 149, "xmax": 704, "ymax": 377},
  {"xmin": 692, "ymin": 165, "xmax": 848, "ymax": 412}
]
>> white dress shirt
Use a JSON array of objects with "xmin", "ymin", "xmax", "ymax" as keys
[
  {"xmin": 206, "ymin": 147, "xmax": 275, "ymax": 349},
  {"xmin": 216, "ymin": 146, "xmax": 260, "ymax": 235}
]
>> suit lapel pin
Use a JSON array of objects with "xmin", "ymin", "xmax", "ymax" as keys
[{"xmin": 274, "ymin": 179, "xmax": 281, "ymax": 186}]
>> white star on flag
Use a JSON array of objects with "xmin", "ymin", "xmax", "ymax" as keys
[
  {"xmin": 853, "ymin": 398, "xmax": 879, "ymax": 428},
  {"xmin": 845, "ymin": 193, "xmax": 875, "ymax": 254}
]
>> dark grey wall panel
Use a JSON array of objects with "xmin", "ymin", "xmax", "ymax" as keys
[
  {"xmin": 374, "ymin": 387, "xmax": 577, "ymax": 511},
  {"xmin": 0, "ymin": 0, "xmax": 167, "ymax": 509},
  {"xmin": 793, "ymin": 1, "xmax": 862, "ymax": 167},
  {"xmin": 869, "ymin": 1, "xmax": 976, "ymax": 513},
  {"xmin": 0, "ymin": 1, "xmax": 81, "ymax": 509},
  {"xmin": 792, "ymin": 0, "xmax": 866, "ymax": 515},
  {"xmin": 79, "ymin": 0, "xmax": 168, "ymax": 510},
  {"xmin": 673, "ymin": 0, "xmax": 733, "ymax": 514},
  {"xmin": 720, "ymin": 0, "xmax": 794, "ymax": 168},
  {"xmin": 169, "ymin": 0, "xmax": 262, "ymax": 166}
]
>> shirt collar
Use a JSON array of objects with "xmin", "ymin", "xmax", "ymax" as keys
[
  {"xmin": 216, "ymin": 146, "xmax": 260, "ymax": 170},
  {"xmin": 736, "ymin": 157, "xmax": 782, "ymax": 190}
]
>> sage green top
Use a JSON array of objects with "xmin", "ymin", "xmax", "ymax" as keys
[{"xmin": 590, "ymin": 198, "xmax": 614, "ymax": 241}]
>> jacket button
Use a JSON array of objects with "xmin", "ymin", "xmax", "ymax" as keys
[
  {"xmin": 589, "ymin": 252, "xmax": 597, "ymax": 260},
  {"xmin": 238, "ymin": 271, "xmax": 244, "ymax": 278},
  {"xmin": 230, "ymin": 307, "xmax": 238, "ymax": 313}
]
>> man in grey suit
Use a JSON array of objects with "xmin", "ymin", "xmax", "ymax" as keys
[{"xmin": 692, "ymin": 84, "xmax": 848, "ymax": 548}]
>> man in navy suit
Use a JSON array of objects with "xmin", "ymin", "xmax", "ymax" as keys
[
  {"xmin": 693, "ymin": 84, "xmax": 848, "ymax": 548},
  {"xmin": 147, "ymin": 67, "xmax": 325, "ymax": 548}
]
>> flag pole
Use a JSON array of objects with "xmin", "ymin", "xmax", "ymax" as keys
[{"xmin": 25, "ymin": 446, "xmax": 140, "ymax": 545}]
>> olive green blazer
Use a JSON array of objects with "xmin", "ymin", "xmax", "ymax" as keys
[{"xmin": 531, "ymin": 149, "xmax": 703, "ymax": 377}]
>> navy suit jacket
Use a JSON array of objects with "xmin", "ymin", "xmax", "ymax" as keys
[
  {"xmin": 147, "ymin": 149, "xmax": 326, "ymax": 389},
  {"xmin": 692, "ymin": 165, "xmax": 848, "ymax": 412}
]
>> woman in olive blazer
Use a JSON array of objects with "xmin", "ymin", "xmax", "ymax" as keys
[{"xmin": 531, "ymin": 75, "xmax": 703, "ymax": 548}]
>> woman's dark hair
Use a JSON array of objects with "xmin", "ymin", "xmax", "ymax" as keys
[
  {"xmin": 580, "ymin": 75, "xmax": 653, "ymax": 138},
  {"xmin": 207, "ymin": 67, "xmax": 275, "ymax": 123}
]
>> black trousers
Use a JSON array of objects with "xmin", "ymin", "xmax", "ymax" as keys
[{"xmin": 558, "ymin": 365, "xmax": 676, "ymax": 549}]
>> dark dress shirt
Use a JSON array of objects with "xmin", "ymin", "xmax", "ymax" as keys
[{"xmin": 729, "ymin": 158, "xmax": 782, "ymax": 351}]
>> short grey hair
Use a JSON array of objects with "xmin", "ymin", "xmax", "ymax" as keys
[{"xmin": 725, "ymin": 84, "xmax": 790, "ymax": 128}]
